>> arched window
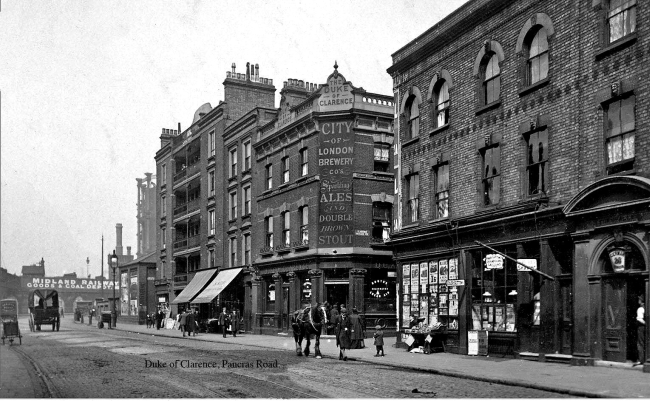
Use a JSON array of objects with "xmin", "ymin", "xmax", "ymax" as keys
[
  {"xmin": 527, "ymin": 27, "xmax": 549, "ymax": 85},
  {"xmin": 434, "ymin": 81, "xmax": 450, "ymax": 127},
  {"xmin": 405, "ymin": 96, "xmax": 420, "ymax": 139},
  {"xmin": 483, "ymin": 54, "xmax": 501, "ymax": 105}
]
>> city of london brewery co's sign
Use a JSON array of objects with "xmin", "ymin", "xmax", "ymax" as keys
[
  {"xmin": 318, "ymin": 119, "xmax": 354, "ymax": 247},
  {"xmin": 23, "ymin": 276, "xmax": 119, "ymax": 291}
]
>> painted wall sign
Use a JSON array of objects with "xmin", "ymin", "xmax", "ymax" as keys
[
  {"xmin": 318, "ymin": 76, "xmax": 354, "ymax": 111},
  {"xmin": 318, "ymin": 119, "xmax": 355, "ymax": 247},
  {"xmin": 22, "ymin": 277, "xmax": 119, "ymax": 291}
]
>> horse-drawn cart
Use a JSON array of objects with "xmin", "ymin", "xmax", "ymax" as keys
[
  {"xmin": 1, "ymin": 298, "xmax": 22, "ymax": 345},
  {"xmin": 28, "ymin": 289, "xmax": 60, "ymax": 332}
]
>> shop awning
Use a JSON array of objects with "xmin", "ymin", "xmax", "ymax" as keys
[
  {"xmin": 192, "ymin": 268, "xmax": 242, "ymax": 304},
  {"xmin": 171, "ymin": 269, "xmax": 218, "ymax": 304}
]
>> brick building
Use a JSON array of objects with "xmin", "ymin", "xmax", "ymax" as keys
[
  {"xmin": 249, "ymin": 64, "xmax": 395, "ymax": 335},
  {"xmin": 156, "ymin": 63, "xmax": 276, "ymax": 318},
  {"xmin": 388, "ymin": 0, "xmax": 649, "ymax": 369}
]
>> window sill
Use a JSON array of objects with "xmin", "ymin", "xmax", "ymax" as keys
[
  {"xmin": 228, "ymin": 218, "xmax": 237, "ymax": 224},
  {"xmin": 279, "ymin": 182, "xmax": 290, "ymax": 188},
  {"xmin": 402, "ymin": 137, "xmax": 420, "ymax": 148},
  {"xmin": 296, "ymin": 175, "xmax": 309, "ymax": 183},
  {"xmin": 429, "ymin": 124, "xmax": 450, "ymax": 137},
  {"xmin": 595, "ymin": 33, "xmax": 637, "ymax": 60},
  {"xmin": 475, "ymin": 100, "xmax": 501, "ymax": 116},
  {"xmin": 401, "ymin": 222, "xmax": 420, "ymax": 229},
  {"xmin": 518, "ymin": 77, "xmax": 550, "ymax": 97},
  {"xmin": 275, "ymin": 246, "xmax": 291, "ymax": 254},
  {"xmin": 242, "ymin": 168, "xmax": 251, "ymax": 176}
]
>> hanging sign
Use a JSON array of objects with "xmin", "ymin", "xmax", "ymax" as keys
[
  {"xmin": 485, "ymin": 254, "xmax": 504, "ymax": 270},
  {"xmin": 608, "ymin": 248, "xmax": 627, "ymax": 272},
  {"xmin": 516, "ymin": 259, "xmax": 538, "ymax": 272}
]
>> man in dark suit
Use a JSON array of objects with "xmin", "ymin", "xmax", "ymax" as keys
[
  {"xmin": 230, "ymin": 309, "xmax": 239, "ymax": 337},
  {"xmin": 218, "ymin": 307, "xmax": 229, "ymax": 338}
]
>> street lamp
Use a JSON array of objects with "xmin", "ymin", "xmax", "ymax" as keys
[{"xmin": 111, "ymin": 250, "xmax": 118, "ymax": 328}]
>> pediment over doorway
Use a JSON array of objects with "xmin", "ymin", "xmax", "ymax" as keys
[{"xmin": 563, "ymin": 176, "xmax": 650, "ymax": 217}]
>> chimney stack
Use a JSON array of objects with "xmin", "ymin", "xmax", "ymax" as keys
[
  {"xmin": 116, "ymin": 223, "xmax": 124, "ymax": 256},
  {"xmin": 255, "ymin": 63, "xmax": 259, "ymax": 82},
  {"xmin": 127, "ymin": 246, "xmax": 132, "ymax": 256},
  {"xmin": 246, "ymin": 62, "xmax": 251, "ymax": 81}
]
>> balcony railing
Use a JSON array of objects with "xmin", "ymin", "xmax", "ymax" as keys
[
  {"xmin": 173, "ymin": 198, "xmax": 200, "ymax": 218},
  {"xmin": 173, "ymin": 235, "xmax": 200, "ymax": 251},
  {"xmin": 154, "ymin": 278, "xmax": 171, "ymax": 287},
  {"xmin": 173, "ymin": 239, "xmax": 188, "ymax": 250},
  {"xmin": 173, "ymin": 168, "xmax": 186, "ymax": 183}
]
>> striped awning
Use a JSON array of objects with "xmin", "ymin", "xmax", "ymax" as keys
[
  {"xmin": 170, "ymin": 269, "xmax": 218, "ymax": 304},
  {"xmin": 192, "ymin": 268, "xmax": 242, "ymax": 304}
]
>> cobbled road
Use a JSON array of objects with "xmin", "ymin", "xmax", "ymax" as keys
[{"xmin": 13, "ymin": 319, "xmax": 575, "ymax": 398}]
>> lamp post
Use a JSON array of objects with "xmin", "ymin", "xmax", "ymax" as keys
[{"xmin": 111, "ymin": 250, "xmax": 118, "ymax": 328}]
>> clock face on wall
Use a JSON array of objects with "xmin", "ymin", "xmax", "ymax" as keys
[{"xmin": 370, "ymin": 279, "xmax": 389, "ymax": 298}]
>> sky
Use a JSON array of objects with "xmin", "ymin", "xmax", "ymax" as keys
[{"xmin": 0, "ymin": 0, "xmax": 468, "ymax": 278}]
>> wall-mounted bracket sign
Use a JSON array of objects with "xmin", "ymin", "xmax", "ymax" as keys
[{"xmin": 516, "ymin": 259, "xmax": 538, "ymax": 272}]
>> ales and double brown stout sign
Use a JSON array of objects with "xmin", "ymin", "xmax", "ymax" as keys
[{"xmin": 318, "ymin": 119, "xmax": 354, "ymax": 247}]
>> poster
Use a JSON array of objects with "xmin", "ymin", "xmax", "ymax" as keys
[
  {"xmin": 402, "ymin": 264, "xmax": 410, "ymax": 277},
  {"xmin": 472, "ymin": 305, "xmax": 482, "ymax": 330},
  {"xmin": 449, "ymin": 300, "xmax": 458, "ymax": 316},
  {"xmin": 429, "ymin": 261, "xmax": 438, "ymax": 284},
  {"xmin": 449, "ymin": 258, "xmax": 458, "ymax": 280},
  {"xmin": 403, "ymin": 278, "xmax": 410, "ymax": 295},
  {"xmin": 468, "ymin": 330, "xmax": 479, "ymax": 355},
  {"xmin": 419, "ymin": 262, "xmax": 428, "ymax": 285},
  {"xmin": 439, "ymin": 259, "xmax": 448, "ymax": 283}
]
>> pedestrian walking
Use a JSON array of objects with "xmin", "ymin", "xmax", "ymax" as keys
[
  {"xmin": 328, "ymin": 304, "xmax": 339, "ymax": 335},
  {"xmin": 179, "ymin": 309, "xmax": 188, "ymax": 337},
  {"xmin": 373, "ymin": 324, "xmax": 385, "ymax": 357},
  {"xmin": 230, "ymin": 309, "xmax": 239, "ymax": 337},
  {"xmin": 336, "ymin": 307, "xmax": 352, "ymax": 361},
  {"xmin": 218, "ymin": 307, "xmax": 230, "ymax": 338},
  {"xmin": 156, "ymin": 308, "xmax": 164, "ymax": 330},
  {"xmin": 193, "ymin": 310, "xmax": 200, "ymax": 336},
  {"xmin": 349, "ymin": 307, "xmax": 365, "ymax": 349},
  {"xmin": 186, "ymin": 309, "xmax": 195, "ymax": 338},
  {"xmin": 637, "ymin": 296, "xmax": 646, "ymax": 365}
]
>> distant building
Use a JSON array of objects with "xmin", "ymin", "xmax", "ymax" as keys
[{"xmin": 136, "ymin": 173, "xmax": 157, "ymax": 258}]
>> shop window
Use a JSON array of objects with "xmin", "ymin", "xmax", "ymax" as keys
[
  {"xmin": 371, "ymin": 202, "xmax": 392, "ymax": 242},
  {"xmin": 405, "ymin": 95, "xmax": 420, "ymax": 139},
  {"xmin": 470, "ymin": 250, "xmax": 520, "ymax": 332},
  {"xmin": 282, "ymin": 156, "xmax": 290, "ymax": 183},
  {"xmin": 431, "ymin": 163, "xmax": 449, "ymax": 219},
  {"xmin": 405, "ymin": 173, "xmax": 419, "ymax": 223},
  {"xmin": 526, "ymin": 27, "xmax": 549, "ymax": 86},
  {"xmin": 373, "ymin": 143, "xmax": 390, "ymax": 172},
  {"xmin": 607, "ymin": 0, "xmax": 636, "ymax": 44},
  {"xmin": 365, "ymin": 269, "xmax": 395, "ymax": 313},
  {"xmin": 525, "ymin": 128, "xmax": 549, "ymax": 196},
  {"xmin": 300, "ymin": 148, "xmax": 309, "ymax": 176},
  {"xmin": 605, "ymin": 95, "xmax": 635, "ymax": 174},
  {"xmin": 434, "ymin": 81, "xmax": 450, "ymax": 128},
  {"xmin": 482, "ymin": 54, "xmax": 501, "ymax": 105},
  {"xmin": 266, "ymin": 281, "xmax": 276, "ymax": 312},
  {"xmin": 265, "ymin": 216, "xmax": 274, "ymax": 248},
  {"xmin": 481, "ymin": 145, "xmax": 501, "ymax": 206},
  {"xmin": 402, "ymin": 258, "xmax": 460, "ymax": 330}
]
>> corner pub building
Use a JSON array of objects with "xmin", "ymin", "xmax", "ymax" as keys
[
  {"xmin": 248, "ymin": 64, "xmax": 396, "ymax": 335},
  {"xmin": 387, "ymin": 0, "xmax": 649, "ymax": 370}
]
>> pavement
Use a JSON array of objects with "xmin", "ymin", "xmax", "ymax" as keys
[{"xmin": 3, "ymin": 316, "xmax": 650, "ymax": 398}]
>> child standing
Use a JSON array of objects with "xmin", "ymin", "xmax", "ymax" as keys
[{"xmin": 373, "ymin": 324, "xmax": 385, "ymax": 357}]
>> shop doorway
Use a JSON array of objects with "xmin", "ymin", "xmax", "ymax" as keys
[
  {"xmin": 603, "ymin": 277, "xmax": 645, "ymax": 362},
  {"xmin": 325, "ymin": 282, "xmax": 349, "ymax": 309}
]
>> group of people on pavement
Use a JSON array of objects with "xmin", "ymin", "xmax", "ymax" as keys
[
  {"xmin": 217, "ymin": 307, "xmax": 240, "ymax": 338},
  {"xmin": 323, "ymin": 303, "xmax": 385, "ymax": 361},
  {"xmin": 176, "ymin": 309, "xmax": 200, "ymax": 337},
  {"xmin": 146, "ymin": 308, "xmax": 168, "ymax": 330}
]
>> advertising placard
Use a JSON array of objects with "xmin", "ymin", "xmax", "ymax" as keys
[
  {"xmin": 439, "ymin": 259, "xmax": 449, "ymax": 283},
  {"xmin": 429, "ymin": 261, "xmax": 438, "ymax": 284},
  {"xmin": 516, "ymin": 258, "xmax": 538, "ymax": 271},
  {"xmin": 478, "ymin": 330, "xmax": 489, "ymax": 356},
  {"xmin": 485, "ymin": 254, "xmax": 504, "ymax": 270},
  {"xmin": 318, "ymin": 74, "xmax": 354, "ymax": 112},
  {"xmin": 449, "ymin": 258, "xmax": 458, "ymax": 280},
  {"xmin": 318, "ymin": 119, "xmax": 354, "ymax": 248}
]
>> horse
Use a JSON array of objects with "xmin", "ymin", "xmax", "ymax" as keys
[{"xmin": 292, "ymin": 303, "xmax": 328, "ymax": 359}]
